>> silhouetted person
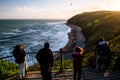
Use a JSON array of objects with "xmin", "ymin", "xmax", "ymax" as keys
[
  {"xmin": 13, "ymin": 44, "xmax": 26, "ymax": 80},
  {"xmin": 95, "ymin": 37, "xmax": 110, "ymax": 72},
  {"xmin": 72, "ymin": 46, "xmax": 84, "ymax": 80},
  {"xmin": 36, "ymin": 42, "xmax": 53, "ymax": 80}
]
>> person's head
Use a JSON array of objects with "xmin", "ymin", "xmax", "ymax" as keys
[
  {"xmin": 14, "ymin": 44, "xmax": 24, "ymax": 51},
  {"xmin": 44, "ymin": 42, "xmax": 49, "ymax": 49},
  {"xmin": 99, "ymin": 37, "xmax": 105, "ymax": 42},
  {"xmin": 74, "ymin": 46, "xmax": 84, "ymax": 52}
]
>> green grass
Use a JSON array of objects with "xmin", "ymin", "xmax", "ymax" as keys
[
  {"xmin": 27, "ymin": 60, "xmax": 73, "ymax": 71},
  {"xmin": 0, "ymin": 59, "xmax": 19, "ymax": 79}
]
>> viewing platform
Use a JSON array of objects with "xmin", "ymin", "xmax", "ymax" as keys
[
  {"xmin": 0, "ymin": 49, "xmax": 120, "ymax": 80},
  {"xmin": 26, "ymin": 68, "xmax": 120, "ymax": 80},
  {"xmin": 9, "ymin": 68, "xmax": 120, "ymax": 80}
]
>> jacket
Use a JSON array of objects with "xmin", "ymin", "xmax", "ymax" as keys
[
  {"xmin": 72, "ymin": 52, "xmax": 83, "ymax": 70},
  {"xmin": 13, "ymin": 50, "xmax": 26, "ymax": 63}
]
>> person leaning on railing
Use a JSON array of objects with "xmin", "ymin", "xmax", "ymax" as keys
[{"xmin": 13, "ymin": 44, "xmax": 26, "ymax": 80}]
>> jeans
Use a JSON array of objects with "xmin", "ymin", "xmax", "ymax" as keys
[
  {"xmin": 96, "ymin": 56, "xmax": 107, "ymax": 72},
  {"xmin": 73, "ymin": 69, "xmax": 81, "ymax": 80},
  {"xmin": 18, "ymin": 62, "xmax": 25, "ymax": 77},
  {"xmin": 41, "ymin": 68, "xmax": 52, "ymax": 80}
]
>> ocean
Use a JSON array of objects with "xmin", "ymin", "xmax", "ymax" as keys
[{"xmin": 0, "ymin": 19, "xmax": 71, "ymax": 58}]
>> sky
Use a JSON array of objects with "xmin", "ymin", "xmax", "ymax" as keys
[{"xmin": 0, "ymin": 0, "xmax": 120, "ymax": 19}]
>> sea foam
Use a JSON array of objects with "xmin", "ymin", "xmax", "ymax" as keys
[{"xmin": 0, "ymin": 20, "xmax": 71, "ymax": 58}]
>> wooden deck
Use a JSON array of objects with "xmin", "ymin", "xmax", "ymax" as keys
[
  {"xmin": 9, "ymin": 68, "xmax": 120, "ymax": 80},
  {"xmin": 25, "ymin": 68, "xmax": 120, "ymax": 80}
]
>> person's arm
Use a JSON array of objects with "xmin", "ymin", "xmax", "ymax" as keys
[
  {"xmin": 48, "ymin": 50, "xmax": 54, "ymax": 69},
  {"xmin": 50, "ymin": 50, "xmax": 54, "ymax": 67},
  {"xmin": 13, "ymin": 49, "xmax": 16, "ymax": 57},
  {"xmin": 22, "ymin": 50, "xmax": 26, "ymax": 56},
  {"xmin": 36, "ymin": 50, "xmax": 40, "ymax": 61}
]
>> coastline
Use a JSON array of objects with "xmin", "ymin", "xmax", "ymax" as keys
[{"xmin": 63, "ymin": 23, "xmax": 86, "ymax": 51}]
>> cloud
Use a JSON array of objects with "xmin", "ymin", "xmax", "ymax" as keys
[
  {"xmin": 15, "ymin": 7, "xmax": 38, "ymax": 12},
  {"xmin": 82, "ymin": 5, "xmax": 103, "ymax": 11},
  {"xmin": 0, "ymin": 6, "xmax": 104, "ymax": 19},
  {"xmin": 12, "ymin": 6, "xmax": 77, "ymax": 19},
  {"xmin": 1, "ymin": 1, "xmax": 120, "ymax": 19}
]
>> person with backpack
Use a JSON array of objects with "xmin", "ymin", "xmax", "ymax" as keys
[
  {"xmin": 95, "ymin": 37, "xmax": 110, "ymax": 72},
  {"xmin": 13, "ymin": 44, "xmax": 26, "ymax": 80},
  {"xmin": 36, "ymin": 42, "xmax": 54, "ymax": 80}
]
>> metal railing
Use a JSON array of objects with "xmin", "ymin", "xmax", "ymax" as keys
[{"xmin": 0, "ymin": 49, "xmax": 120, "ymax": 79}]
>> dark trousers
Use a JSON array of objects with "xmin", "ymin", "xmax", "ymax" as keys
[
  {"xmin": 41, "ymin": 68, "xmax": 52, "ymax": 80},
  {"xmin": 73, "ymin": 69, "xmax": 81, "ymax": 80}
]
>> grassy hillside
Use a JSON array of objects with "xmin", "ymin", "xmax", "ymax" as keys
[{"xmin": 67, "ymin": 11, "xmax": 120, "ymax": 50}]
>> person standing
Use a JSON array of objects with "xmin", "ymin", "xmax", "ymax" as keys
[
  {"xmin": 13, "ymin": 44, "xmax": 26, "ymax": 80},
  {"xmin": 72, "ymin": 46, "xmax": 84, "ymax": 80},
  {"xmin": 36, "ymin": 42, "xmax": 54, "ymax": 80},
  {"xmin": 95, "ymin": 37, "xmax": 110, "ymax": 72}
]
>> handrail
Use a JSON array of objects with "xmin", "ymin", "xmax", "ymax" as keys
[
  {"xmin": 0, "ymin": 50, "xmax": 120, "ymax": 68},
  {"xmin": 0, "ymin": 55, "xmax": 13, "ymax": 59},
  {"xmin": 0, "ymin": 49, "xmax": 120, "ymax": 79},
  {"xmin": 1, "ymin": 50, "xmax": 120, "ymax": 60}
]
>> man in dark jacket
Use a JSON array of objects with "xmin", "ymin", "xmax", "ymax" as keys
[{"xmin": 36, "ymin": 42, "xmax": 53, "ymax": 80}]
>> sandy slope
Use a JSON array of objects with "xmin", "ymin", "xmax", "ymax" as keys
[{"xmin": 63, "ymin": 24, "xmax": 85, "ymax": 51}]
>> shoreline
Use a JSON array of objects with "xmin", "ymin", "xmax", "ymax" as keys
[{"xmin": 63, "ymin": 23, "xmax": 86, "ymax": 51}]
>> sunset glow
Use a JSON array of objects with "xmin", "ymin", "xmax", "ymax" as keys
[{"xmin": 0, "ymin": 0, "xmax": 120, "ymax": 19}]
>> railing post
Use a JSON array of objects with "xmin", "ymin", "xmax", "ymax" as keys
[{"xmin": 60, "ymin": 48, "xmax": 63, "ymax": 72}]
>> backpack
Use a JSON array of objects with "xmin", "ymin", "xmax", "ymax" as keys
[{"xmin": 97, "ymin": 44, "xmax": 110, "ymax": 56}]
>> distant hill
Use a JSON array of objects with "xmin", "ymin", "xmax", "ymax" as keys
[{"xmin": 67, "ymin": 11, "xmax": 120, "ymax": 50}]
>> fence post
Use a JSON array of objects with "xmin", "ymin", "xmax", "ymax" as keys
[{"xmin": 60, "ymin": 48, "xmax": 63, "ymax": 72}]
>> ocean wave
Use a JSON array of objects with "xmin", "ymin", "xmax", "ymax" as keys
[
  {"xmin": 45, "ymin": 21, "xmax": 66, "ymax": 25},
  {"xmin": 0, "ymin": 20, "xmax": 70, "ymax": 58}
]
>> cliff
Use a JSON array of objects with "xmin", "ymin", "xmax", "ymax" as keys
[{"xmin": 67, "ymin": 11, "xmax": 120, "ymax": 50}]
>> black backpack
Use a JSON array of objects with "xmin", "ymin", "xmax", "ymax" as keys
[{"xmin": 97, "ymin": 44, "xmax": 110, "ymax": 56}]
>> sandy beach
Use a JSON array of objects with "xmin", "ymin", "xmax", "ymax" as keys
[{"xmin": 63, "ymin": 23, "xmax": 86, "ymax": 51}]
